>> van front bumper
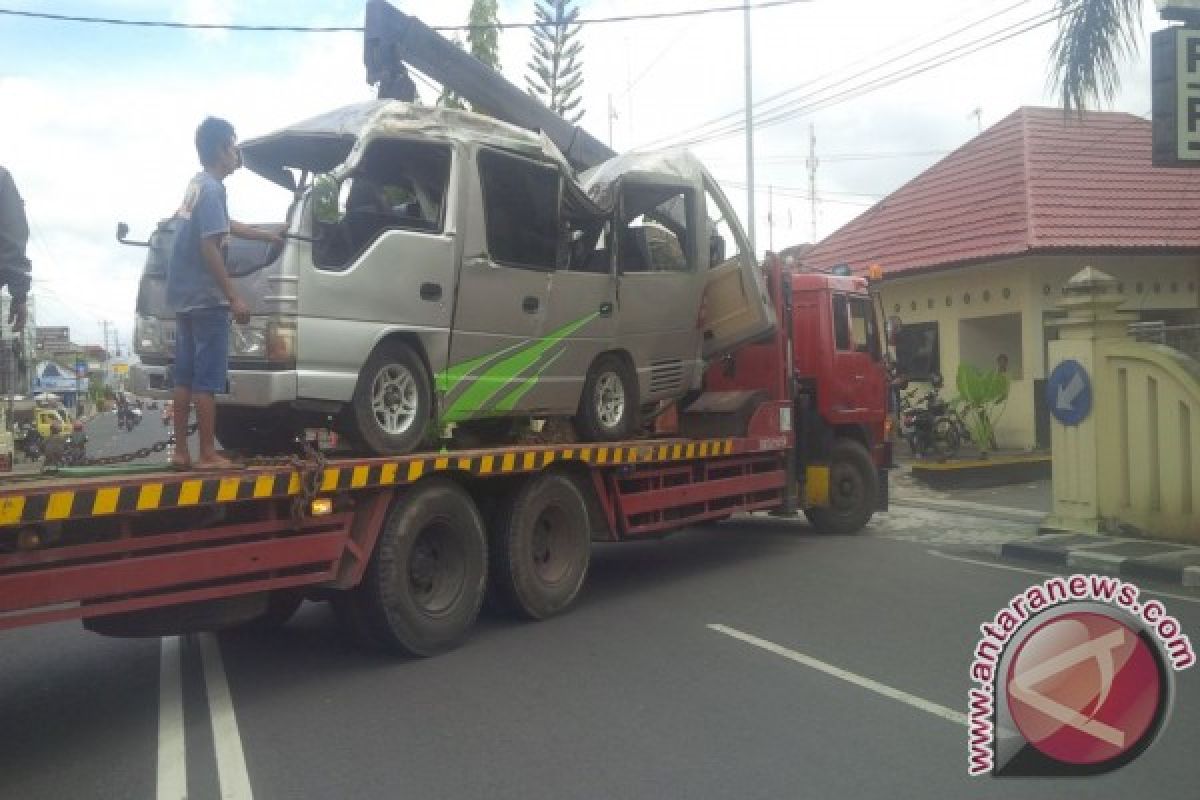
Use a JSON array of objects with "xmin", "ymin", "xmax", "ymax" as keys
[{"xmin": 132, "ymin": 363, "xmax": 299, "ymax": 408}]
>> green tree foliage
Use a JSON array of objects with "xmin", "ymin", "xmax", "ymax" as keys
[
  {"xmin": 439, "ymin": 1, "xmax": 502, "ymax": 112},
  {"xmin": 1049, "ymin": 0, "xmax": 1143, "ymax": 113},
  {"xmin": 525, "ymin": 0, "xmax": 585, "ymax": 123},
  {"xmin": 468, "ymin": 0, "xmax": 501, "ymax": 70},
  {"xmin": 953, "ymin": 364, "xmax": 1010, "ymax": 452}
]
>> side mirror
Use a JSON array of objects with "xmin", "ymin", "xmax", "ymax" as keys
[
  {"xmin": 311, "ymin": 174, "xmax": 343, "ymax": 226},
  {"xmin": 709, "ymin": 232, "xmax": 726, "ymax": 266},
  {"xmin": 930, "ymin": 372, "xmax": 944, "ymax": 389},
  {"xmin": 115, "ymin": 222, "xmax": 150, "ymax": 247}
]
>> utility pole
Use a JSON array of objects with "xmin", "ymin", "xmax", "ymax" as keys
[
  {"xmin": 806, "ymin": 124, "xmax": 818, "ymax": 242},
  {"xmin": 743, "ymin": 0, "xmax": 756, "ymax": 255},
  {"xmin": 607, "ymin": 93, "xmax": 617, "ymax": 148},
  {"xmin": 767, "ymin": 185, "xmax": 774, "ymax": 253}
]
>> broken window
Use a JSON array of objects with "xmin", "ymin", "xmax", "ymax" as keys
[
  {"xmin": 478, "ymin": 148, "xmax": 561, "ymax": 270},
  {"xmin": 617, "ymin": 184, "xmax": 693, "ymax": 273},
  {"xmin": 703, "ymin": 188, "xmax": 748, "ymax": 271},
  {"xmin": 314, "ymin": 138, "xmax": 451, "ymax": 269}
]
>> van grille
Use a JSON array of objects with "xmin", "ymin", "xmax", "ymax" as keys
[{"xmin": 649, "ymin": 360, "xmax": 685, "ymax": 394}]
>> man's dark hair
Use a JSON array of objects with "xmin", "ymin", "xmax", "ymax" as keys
[{"xmin": 195, "ymin": 117, "xmax": 236, "ymax": 167}]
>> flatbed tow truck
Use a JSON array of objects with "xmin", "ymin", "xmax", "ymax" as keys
[{"xmin": 0, "ymin": 2, "xmax": 891, "ymax": 656}]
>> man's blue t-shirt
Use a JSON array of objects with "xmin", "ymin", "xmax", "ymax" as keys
[{"xmin": 166, "ymin": 172, "xmax": 230, "ymax": 312}]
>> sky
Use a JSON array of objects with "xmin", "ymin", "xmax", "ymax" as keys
[{"xmin": 0, "ymin": 0, "xmax": 1165, "ymax": 355}]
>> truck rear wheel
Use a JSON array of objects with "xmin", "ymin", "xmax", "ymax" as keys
[
  {"xmin": 351, "ymin": 479, "xmax": 487, "ymax": 656},
  {"xmin": 488, "ymin": 472, "xmax": 591, "ymax": 620},
  {"xmin": 804, "ymin": 438, "xmax": 878, "ymax": 535}
]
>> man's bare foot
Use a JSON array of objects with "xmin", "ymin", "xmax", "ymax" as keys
[
  {"xmin": 193, "ymin": 455, "xmax": 240, "ymax": 471},
  {"xmin": 170, "ymin": 454, "xmax": 192, "ymax": 470}
]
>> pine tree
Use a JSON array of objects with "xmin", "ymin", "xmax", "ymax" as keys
[{"xmin": 525, "ymin": 0, "xmax": 585, "ymax": 124}]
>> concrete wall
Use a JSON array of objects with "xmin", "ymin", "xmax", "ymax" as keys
[
  {"xmin": 1044, "ymin": 267, "xmax": 1200, "ymax": 542},
  {"xmin": 877, "ymin": 254, "xmax": 1200, "ymax": 451}
]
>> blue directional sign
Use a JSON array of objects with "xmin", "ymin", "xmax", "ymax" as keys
[{"xmin": 1046, "ymin": 359, "xmax": 1092, "ymax": 426}]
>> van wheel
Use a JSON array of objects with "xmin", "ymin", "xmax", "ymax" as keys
[
  {"xmin": 803, "ymin": 439, "xmax": 878, "ymax": 535},
  {"xmin": 351, "ymin": 479, "xmax": 487, "ymax": 656},
  {"xmin": 488, "ymin": 472, "xmax": 591, "ymax": 620},
  {"xmin": 574, "ymin": 355, "xmax": 638, "ymax": 441},
  {"xmin": 351, "ymin": 342, "xmax": 432, "ymax": 456}
]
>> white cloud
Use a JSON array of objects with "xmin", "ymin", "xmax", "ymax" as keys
[{"xmin": 2, "ymin": 0, "xmax": 1167, "ymax": 351}]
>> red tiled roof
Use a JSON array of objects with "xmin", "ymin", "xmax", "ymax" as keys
[{"xmin": 800, "ymin": 107, "xmax": 1200, "ymax": 276}]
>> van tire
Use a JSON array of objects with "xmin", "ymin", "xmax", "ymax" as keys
[
  {"xmin": 351, "ymin": 342, "xmax": 432, "ymax": 456},
  {"xmin": 488, "ymin": 472, "xmax": 591, "ymax": 620},
  {"xmin": 574, "ymin": 355, "xmax": 638, "ymax": 441}
]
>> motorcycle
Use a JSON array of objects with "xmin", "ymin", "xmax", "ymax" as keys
[
  {"xmin": 899, "ymin": 373, "xmax": 959, "ymax": 458},
  {"xmin": 117, "ymin": 406, "xmax": 143, "ymax": 431},
  {"xmin": 63, "ymin": 424, "xmax": 88, "ymax": 466},
  {"xmin": 15, "ymin": 423, "xmax": 43, "ymax": 460}
]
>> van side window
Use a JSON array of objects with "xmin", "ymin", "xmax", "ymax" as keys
[
  {"xmin": 617, "ymin": 185, "xmax": 692, "ymax": 273},
  {"xmin": 833, "ymin": 294, "xmax": 852, "ymax": 351},
  {"xmin": 478, "ymin": 149, "xmax": 560, "ymax": 270},
  {"xmin": 314, "ymin": 139, "xmax": 451, "ymax": 270},
  {"xmin": 702, "ymin": 186, "xmax": 748, "ymax": 270}
]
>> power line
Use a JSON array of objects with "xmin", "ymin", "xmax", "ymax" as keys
[
  {"xmin": 635, "ymin": 0, "xmax": 1035, "ymax": 151},
  {"xmin": 650, "ymin": 3, "xmax": 1070, "ymax": 152},
  {"xmin": 0, "ymin": 1, "xmax": 813, "ymax": 33}
]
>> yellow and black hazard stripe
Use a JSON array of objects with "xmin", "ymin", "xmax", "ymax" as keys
[{"xmin": 0, "ymin": 438, "xmax": 738, "ymax": 527}]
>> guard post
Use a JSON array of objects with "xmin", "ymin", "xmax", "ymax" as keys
[{"xmin": 1041, "ymin": 268, "xmax": 1134, "ymax": 534}]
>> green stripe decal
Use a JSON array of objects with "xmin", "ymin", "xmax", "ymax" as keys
[
  {"xmin": 436, "ymin": 341, "xmax": 525, "ymax": 394},
  {"xmin": 495, "ymin": 348, "xmax": 566, "ymax": 412},
  {"xmin": 442, "ymin": 313, "xmax": 598, "ymax": 422}
]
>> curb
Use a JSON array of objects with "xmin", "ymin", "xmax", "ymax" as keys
[{"xmin": 997, "ymin": 533, "xmax": 1200, "ymax": 588}]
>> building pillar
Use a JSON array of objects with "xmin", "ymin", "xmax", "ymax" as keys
[{"xmin": 1041, "ymin": 267, "xmax": 1134, "ymax": 534}]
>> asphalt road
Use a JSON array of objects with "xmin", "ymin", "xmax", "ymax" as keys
[
  {"xmin": 83, "ymin": 408, "xmax": 194, "ymax": 464},
  {"xmin": 2, "ymin": 511, "xmax": 1198, "ymax": 800}
]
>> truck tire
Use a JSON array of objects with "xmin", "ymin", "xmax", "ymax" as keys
[
  {"xmin": 488, "ymin": 472, "xmax": 591, "ymax": 620},
  {"xmin": 350, "ymin": 342, "xmax": 432, "ymax": 456},
  {"xmin": 352, "ymin": 479, "xmax": 487, "ymax": 656},
  {"xmin": 574, "ymin": 354, "xmax": 638, "ymax": 442},
  {"xmin": 804, "ymin": 438, "xmax": 878, "ymax": 535}
]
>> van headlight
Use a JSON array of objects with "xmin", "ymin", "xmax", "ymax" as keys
[
  {"xmin": 230, "ymin": 322, "xmax": 268, "ymax": 357},
  {"xmin": 229, "ymin": 316, "xmax": 296, "ymax": 365},
  {"xmin": 135, "ymin": 316, "xmax": 162, "ymax": 355}
]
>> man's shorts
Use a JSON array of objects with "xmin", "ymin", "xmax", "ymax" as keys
[{"xmin": 174, "ymin": 307, "xmax": 230, "ymax": 394}]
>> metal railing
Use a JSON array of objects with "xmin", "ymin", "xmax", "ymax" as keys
[{"xmin": 1128, "ymin": 321, "xmax": 1200, "ymax": 362}]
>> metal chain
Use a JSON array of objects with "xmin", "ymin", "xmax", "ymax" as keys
[
  {"xmin": 56, "ymin": 422, "xmax": 200, "ymax": 469},
  {"xmin": 290, "ymin": 439, "xmax": 327, "ymax": 522}
]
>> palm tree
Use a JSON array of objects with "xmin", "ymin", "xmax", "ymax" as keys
[{"xmin": 1049, "ymin": 0, "xmax": 1144, "ymax": 112}]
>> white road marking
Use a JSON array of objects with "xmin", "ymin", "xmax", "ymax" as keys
[
  {"xmin": 157, "ymin": 636, "xmax": 187, "ymax": 800},
  {"xmin": 708, "ymin": 624, "xmax": 968, "ymax": 727},
  {"xmin": 927, "ymin": 549, "xmax": 1200, "ymax": 606},
  {"xmin": 198, "ymin": 633, "xmax": 254, "ymax": 800}
]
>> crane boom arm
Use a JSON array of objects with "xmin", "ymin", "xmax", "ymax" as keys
[{"xmin": 364, "ymin": 0, "xmax": 614, "ymax": 170}]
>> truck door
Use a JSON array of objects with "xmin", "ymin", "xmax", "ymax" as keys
[
  {"xmin": 443, "ymin": 148, "xmax": 555, "ymax": 422},
  {"xmin": 700, "ymin": 178, "xmax": 776, "ymax": 359},
  {"xmin": 830, "ymin": 292, "xmax": 886, "ymax": 421}
]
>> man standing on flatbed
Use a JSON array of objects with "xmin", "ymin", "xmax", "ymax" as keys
[{"xmin": 167, "ymin": 117, "xmax": 281, "ymax": 470}]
